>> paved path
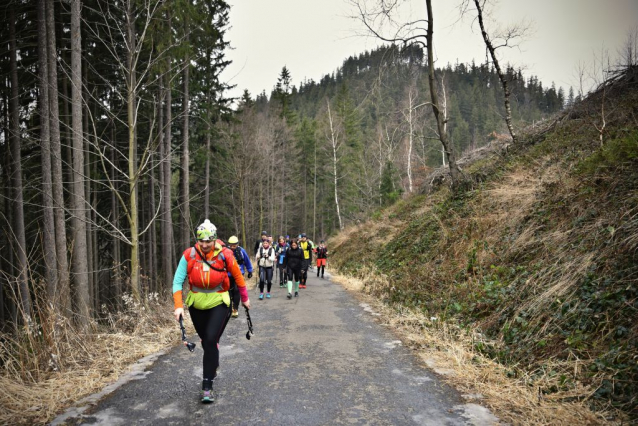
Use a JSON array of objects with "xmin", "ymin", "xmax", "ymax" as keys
[{"xmin": 54, "ymin": 272, "xmax": 498, "ymax": 425}]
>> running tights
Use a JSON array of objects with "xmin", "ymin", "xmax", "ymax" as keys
[
  {"xmin": 229, "ymin": 276, "xmax": 240, "ymax": 310},
  {"xmin": 259, "ymin": 266, "xmax": 273, "ymax": 293},
  {"xmin": 287, "ymin": 266, "xmax": 301, "ymax": 293},
  {"xmin": 277, "ymin": 264, "xmax": 287, "ymax": 285},
  {"xmin": 189, "ymin": 303, "xmax": 231, "ymax": 381}
]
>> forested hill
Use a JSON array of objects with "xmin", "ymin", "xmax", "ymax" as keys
[
  {"xmin": 329, "ymin": 65, "xmax": 638, "ymax": 423},
  {"xmin": 271, "ymin": 44, "xmax": 564, "ymax": 157},
  {"xmin": 218, "ymin": 44, "xmax": 566, "ymax": 243}
]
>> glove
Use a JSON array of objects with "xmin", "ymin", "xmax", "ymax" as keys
[{"xmin": 247, "ymin": 272, "xmax": 253, "ymax": 279}]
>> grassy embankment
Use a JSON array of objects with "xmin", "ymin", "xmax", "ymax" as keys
[
  {"xmin": 330, "ymin": 67, "xmax": 637, "ymax": 425},
  {"xmin": 0, "ymin": 294, "xmax": 177, "ymax": 425}
]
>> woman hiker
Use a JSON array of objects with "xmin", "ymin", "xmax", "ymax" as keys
[
  {"xmin": 172, "ymin": 219, "xmax": 251, "ymax": 403},
  {"xmin": 315, "ymin": 240, "xmax": 328, "ymax": 278},
  {"xmin": 255, "ymin": 238, "xmax": 276, "ymax": 299},
  {"xmin": 275, "ymin": 235, "xmax": 289, "ymax": 288},
  {"xmin": 283, "ymin": 238, "xmax": 304, "ymax": 299}
]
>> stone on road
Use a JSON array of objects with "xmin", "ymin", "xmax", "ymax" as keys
[{"xmin": 54, "ymin": 273, "xmax": 498, "ymax": 425}]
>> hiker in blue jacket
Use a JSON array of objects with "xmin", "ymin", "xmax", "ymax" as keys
[
  {"xmin": 275, "ymin": 236, "xmax": 289, "ymax": 288},
  {"xmin": 227, "ymin": 236, "xmax": 253, "ymax": 318}
]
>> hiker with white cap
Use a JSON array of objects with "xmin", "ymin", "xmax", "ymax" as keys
[{"xmin": 171, "ymin": 219, "xmax": 251, "ymax": 403}]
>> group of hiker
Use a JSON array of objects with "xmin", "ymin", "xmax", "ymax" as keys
[
  {"xmin": 253, "ymin": 231, "xmax": 328, "ymax": 301},
  {"xmin": 171, "ymin": 219, "xmax": 328, "ymax": 403}
]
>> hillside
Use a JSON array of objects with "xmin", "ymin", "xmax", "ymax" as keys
[{"xmin": 329, "ymin": 66, "xmax": 638, "ymax": 423}]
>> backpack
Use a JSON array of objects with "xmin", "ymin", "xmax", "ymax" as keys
[
  {"xmin": 259, "ymin": 246, "xmax": 273, "ymax": 258},
  {"xmin": 233, "ymin": 246, "xmax": 245, "ymax": 266}
]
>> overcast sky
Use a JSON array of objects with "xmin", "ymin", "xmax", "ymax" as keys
[{"xmin": 221, "ymin": 0, "xmax": 638, "ymax": 100}]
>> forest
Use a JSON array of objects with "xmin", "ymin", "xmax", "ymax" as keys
[
  {"xmin": 3, "ymin": 0, "xmax": 636, "ymax": 424},
  {"xmin": 0, "ymin": 0, "xmax": 566, "ymax": 329}
]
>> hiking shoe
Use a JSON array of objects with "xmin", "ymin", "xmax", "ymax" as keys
[
  {"xmin": 259, "ymin": 293, "xmax": 264, "ymax": 300},
  {"xmin": 231, "ymin": 309, "xmax": 238, "ymax": 318},
  {"xmin": 201, "ymin": 389, "xmax": 214, "ymax": 403},
  {"xmin": 287, "ymin": 293, "xmax": 292, "ymax": 299},
  {"xmin": 266, "ymin": 293, "xmax": 271, "ymax": 299},
  {"xmin": 299, "ymin": 284, "xmax": 306, "ymax": 289},
  {"xmin": 294, "ymin": 292, "xmax": 298, "ymax": 297}
]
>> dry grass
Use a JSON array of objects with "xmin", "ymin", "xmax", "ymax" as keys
[
  {"xmin": 0, "ymin": 294, "xmax": 179, "ymax": 425},
  {"xmin": 330, "ymin": 272, "xmax": 620, "ymax": 425}
]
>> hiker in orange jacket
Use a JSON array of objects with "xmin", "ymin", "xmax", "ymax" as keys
[{"xmin": 172, "ymin": 219, "xmax": 251, "ymax": 403}]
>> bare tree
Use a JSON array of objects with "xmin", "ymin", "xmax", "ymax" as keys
[
  {"xmin": 9, "ymin": 9, "xmax": 31, "ymax": 321},
  {"xmin": 618, "ymin": 26, "xmax": 638, "ymax": 68},
  {"xmin": 84, "ymin": 0, "xmax": 167, "ymax": 301},
  {"xmin": 69, "ymin": 0, "xmax": 91, "ymax": 325},
  {"xmin": 180, "ymin": 12, "xmax": 191, "ymax": 247},
  {"xmin": 461, "ymin": 0, "xmax": 532, "ymax": 144},
  {"xmin": 351, "ymin": 0, "xmax": 463, "ymax": 186},
  {"xmin": 46, "ymin": 0, "xmax": 71, "ymax": 314},
  {"xmin": 325, "ymin": 100, "xmax": 344, "ymax": 231},
  {"xmin": 38, "ymin": 0, "xmax": 59, "ymax": 301}
]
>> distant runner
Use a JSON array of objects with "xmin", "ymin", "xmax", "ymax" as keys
[
  {"xmin": 283, "ymin": 238, "xmax": 303, "ymax": 299},
  {"xmin": 172, "ymin": 220, "xmax": 251, "ymax": 403},
  {"xmin": 298, "ymin": 233, "xmax": 313, "ymax": 289},
  {"xmin": 315, "ymin": 240, "xmax": 327, "ymax": 279}
]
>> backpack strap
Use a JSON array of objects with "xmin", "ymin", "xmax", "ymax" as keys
[{"xmin": 193, "ymin": 245, "xmax": 226, "ymax": 272}]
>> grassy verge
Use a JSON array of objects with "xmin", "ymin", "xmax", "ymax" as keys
[
  {"xmin": 331, "ymin": 271, "xmax": 615, "ymax": 425},
  {"xmin": 329, "ymin": 68, "xmax": 637, "ymax": 423},
  {"xmin": 0, "ymin": 294, "xmax": 180, "ymax": 425}
]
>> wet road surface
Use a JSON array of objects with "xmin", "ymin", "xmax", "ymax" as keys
[{"xmin": 53, "ymin": 272, "xmax": 498, "ymax": 425}]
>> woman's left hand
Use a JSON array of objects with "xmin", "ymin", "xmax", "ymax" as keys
[{"xmin": 242, "ymin": 299, "xmax": 251, "ymax": 310}]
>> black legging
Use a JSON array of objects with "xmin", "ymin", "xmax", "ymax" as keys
[
  {"xmin": 287, "ymin": 266, "xmax": 301, "ymax": 284},
  {"xmin": 277, "ymin": 264, "xmax": 287, "ymax": 285},
  {"xmin": 259, "ymin": 266, "xmax": 273, "ymax": 293},
  {"xmin": 229, "ymin": 276, "xmax": 240, "ymax": 310},
  {"xmin": 189, "ymin": 302, "xmax": 231, "ymax": 381},
  {"xmin": 301, "ymin": 259, "xmax": 310, "ymax": 285}
]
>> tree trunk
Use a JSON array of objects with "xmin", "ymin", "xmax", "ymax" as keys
[
  {"xmin": 83, "ymin": 59, "xmax": 95, "ymax": 312},
  {"xmin": 180, "ymin": 47, "xmax": 191, "ymax": 246},
  {"xmin": 70, "ymin": 0, "xmax": 91, "ymax": 326},
  {"xmin": 425, "ymin": 0, "xmax": 462, "ymax": 185},
  {"xmin": 313, "ymin": 132, "xmax": 317, "ymax": 240},
  {"xmin": 47, "ymin": 0, "xmax": 71, "ymax": 314},
  {"xmin": 38, "ymin": 0, "xmax": 59, "ymax": 302},
  {"xmin": 406, "ymin": 91, "xmax": 414, "ymax": 193},
  {"xmin": 473, "ymin": 0, "xmax": 517, "ymax": 144},
  {"xmin": 9, "ymin": 10, "xmax": 32, "ymax": 321},
  {"xmin": 158, "ymin": 78, "xmax": 170, "ymax": 287},
  {"xmin": 109, "ymin": 130, "xmax": 121, "ymax": 308},
  {"xmin": 204, "ymin": 121, "xmax": 211, "ymax": 219},
  {"xmin": 326, "ymin": 101, "xmax": 344, "ymax": 231},
  {"xmin": 240, "ymin": 176, "xmax": 247, "ymax": 247},
  {"xmin": 163, "ymin": 58, "xmax": 175, "ymax": 287},
  {"xmin": 149, "ymin": 164, "xmax": 158, "ymax": 293},
  {"xmin": 126, "ymin": 0, "xmax": 141, "ymax": 301}
]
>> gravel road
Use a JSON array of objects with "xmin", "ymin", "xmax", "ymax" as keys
[{"xmin": 53, "ymin": 272, "xmax": 498, "ymax": 425}]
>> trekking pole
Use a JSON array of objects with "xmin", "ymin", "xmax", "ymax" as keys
[
  {"xmin": 244, "ymin": 307, "xmax": 254, "ymax": 340},
  {"xmin": 179, "ymin": 314, "xmax": 196, "ymax": 352}
]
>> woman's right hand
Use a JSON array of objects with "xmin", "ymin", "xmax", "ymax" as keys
[{"xmin": 174, "ymin": 307, "xmax": 184, "ymax": 322}]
